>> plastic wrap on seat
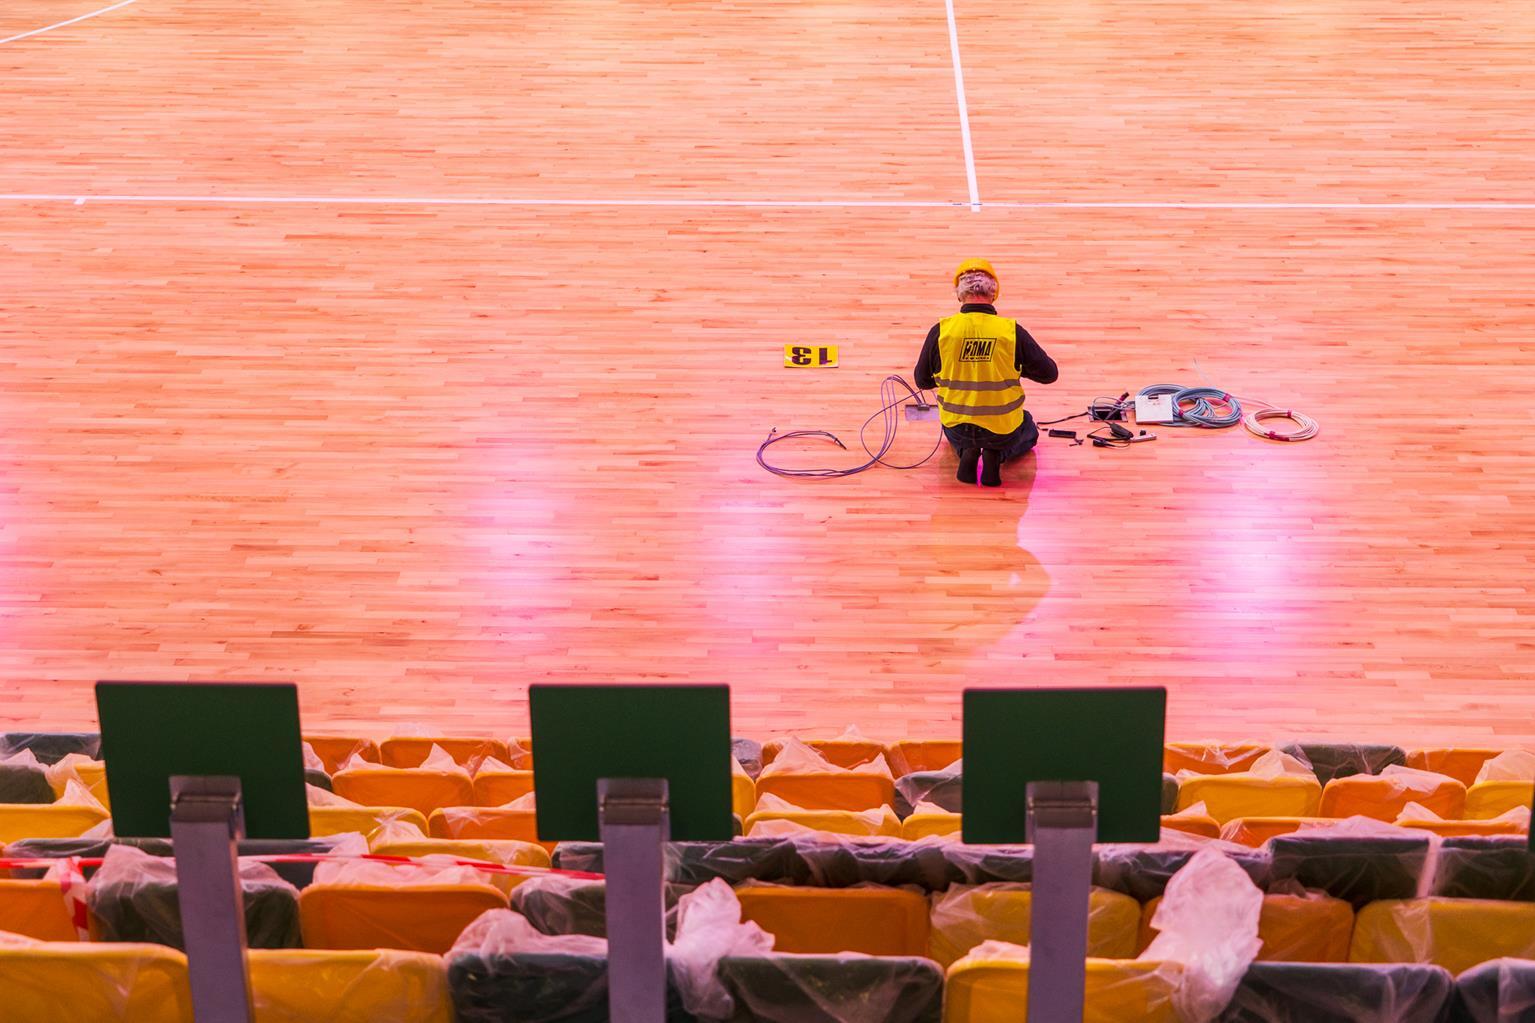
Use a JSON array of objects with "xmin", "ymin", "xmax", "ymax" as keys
[
  {"xmin": 0, "ymin": 780, "xmax": 110, "ymax": 843},
  {"xmin": 1217, "ymin": 961, "xmax": 1454, "ymax": 1022},
  {"xmin": 1165, "ymin": 742, "xmax": 1273, "ymax": 776},
  {"xmin": 87, "ymin": 844, "xmax": 301, "ymax": 949},
  {"xmin": 1220, "ymin": 817, "xmax": 1332, "ymax": 848},
  {"xmin": 732, "ymin": 737, "xmax": 764, "ymax": 780},
  {"xmin": 1141, "ymin": 847, "xmax": 1264, "ymax": 1022},
  {"xmin": 310, "ymin": 803, "xmax": 430, "ymax": 840},
  {"xmin": 303, "ymin": 735, "xmax": 381, "ymax": 775},
  {"xmin": 1321, "ymin": 766, "xmax": 1467, "ymax": 822},
  {"xmin": 371, "ymin": 837, "xmax": 551, "ymax": 894},
  {"xmin": 429, "ymin": 794, "xmax": 548, "ymax": 851},
  {"xmin": 553, "ymin": 837, "xmax": 813, "ymax": 887},
  {"xmin": 1177, "ymin": 772, "xmax": 1322, "ymax": 825},
  {"xmin": 46, "ymin": 754, "xmax": 111, "ymax": 809},
  {"xmin": 1163, "ymin": 802, "xmax": 1222, "ymax": 839},
  {"xmin": 754, "ymin": 741, "xmax": 896, "ymax": 813},
  {"xmin": 745, "ymin": 796, "xmax": 900, "ymax": 838},
  {"xmin": 928, "ymin": 882, "xmax": 1141, "ymax": 967},
  {"xmin": 1452, "ymin": 957, "xmax": 1535, "ymax": 1023},
  {"xmin": 901, "ymin": 803, "xmax": 961, "ymax": 841},
  {"xmin": 1095, "ymin": 831, "xmax": 1269, "ymax": 901},
  {"xmin": 945, "ymin": 945, "xmax": 1185, "ymax": 1023},
  {"xmin": 1267, "ymin": 819, "xmax": 1431, "ymax": 908},
  {"xmin": 893, "ymin": 764, "xmax": 962, "ymax": 817},
  {"xmin": 299, "ymin": 853, "xmax": 509, "ymax": 954},
  {"xmin": 380, "ymin": 734, "xmax": 510, "ymax": 770},
  {"xmin": 0, "ymin": 732, "xmax": 100, "ymax": 766},
  {"xmin": 0, "ymin": 934, "xmax": 193, "ymax": 1022},
  {"xmin": 0, "ymin": 749, "xmax": 55, "ymax": 804},
  {"xmin": 3, "ymin": 836, "xmax": 342, "ymax": 889},
  {"xmin": 734, "ymin": 882, "xmax": 929, "ymax": 957},
  {"xmin": 1396, "ymin": 799, "xmax": 1530, "ymax": 839},
  {"xmin": 1350, "ymin": 898, "xmax": 1535, "ymax": 974},
  {"xmin": 509, "ymin": 875, "xmax": 691, "ymax": 940},
  {"xmin": 1406, "ymin": 748, "xmax": 1503, "ymax": 789},
  {"xmin": 762, "ymin": 729, "xmax": 885, "ymax": 771},
  {"xmin": 0, "ymin": 877, "xmax": 79, "ymax": 940},
  {"xmin": 782, "ymin": 833, "xmax": 951, "ymax": 889},
  {"xmin": 1163, "ymin": 773, "xmax": 1179, "ymax": 814},
  {"xmin": 1465, "ymin": 782, "xmax": 1535, "ymax": 821},
  {"xmin": 470, "ymin": 757, "xmax": 536, "ymax": 808},
  {"xmin": 333, "ymin": 745, "xmax": 476, "ymax": 817},
  {"xmin": 248, "ymin": 948, "xmax": 452, "ymax": 1023},
  {"xmin": 1279, "ymin": 744, "xmax": 1408, "ymax": 785},
  {"xmin": 885, "ymin": 741, "xmax": 961, "ymax": 779},
  {"xmin": 716, "ymin": 953, "xmax": 943, "ymax": 1023},
  {"xmin": 1433, "ymin": 836, "xmax": 1535, "ymax": 901},
  {"xmin": 1140, "ymin": 888, "xmax": 1354, "ymax": 963}
]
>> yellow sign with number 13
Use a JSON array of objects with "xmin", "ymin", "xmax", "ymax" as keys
[{"xmin": 784, "ymin": 344, "xmax": 839, "ymax": 368}]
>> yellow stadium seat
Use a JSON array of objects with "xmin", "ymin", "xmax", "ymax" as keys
[
  {"xmin": 944, "ymin": 956, "xmax": 1184, "ymax": 1023},
  {"xmin": 743, "ymin": 805, "xmax": 901, "ymax": 838},
  {"xmin": 47, "ymin": 761, "xmax": 110, "ymax": 809},
  {"xmin": 380, "ymin": 737, "xmax": 509, "ymax": 770},
  {"xmin": 308, "ymin": 806, "xmax": 428, "ymax": 839},
  {"xmin": 248, "ymin": 948, "xmax": 451, "ymax": 1023},
  {"xmin": 298, "ymin": 882, "xmax": 507, "ymax": 955},
  {"xmin": 1320, "ymin": 774, "xmax": 1465, "ymax": 822},
  {"xmin": 735, "ymin": 885, "xmax": 928, "ymax": 957},
  {"xmin": 0, "ymin": 879, "xmax": 78, "ymax": 941},
  {"xmin": 1140, "ymin": 891, "xmax": 1352, "ymax": 962},
  {"xmin": 754, "ymin": 773, "xmax": 895, "ymax": 812},
  {"xmin": 1405, "ymin": 748, "xmax": 1501, "ymax": 789},
  {"xmin": 304, "ymin": 736, "xmax": 380, "ymax": 775},
  {"xmin": 1398, "ymin": 816, "xmax": 1528, "ymax": 838},
  {"xmin": 1464, "ymin": 781, "xmax": 1534, "ymax": 820},
  {"xmin": 929, "ymin": 884, "xmax": 1141, "ymax": 968},
  {"xmin": 1175, "ymin": 774, "xmax": 1322, "ymax": 825},
  {"xmin": 428, "ymin": 806, "xmax": 552, "ymax": 853},
  {"xmin": 1349, "ymin": 898, "xmax": 1535, "ymax": 974},
  {"xmin": 0, "ymin": 941, "xmax": 193, "ymax": 1023},
  {"xmin": 762, "ymin": 737, "xmax": 885, "ymax": 771},
  {"xmin": 902, "ymin": 807, "xmax": 961, "ymax": 841},
  {"xmin": 1160, "ymin": 812, "xmax": 1221, "ymax": 839},
  {"xmin": 0, "ymin": 804, "xmax": 109, "ymax": 844},
  {"xmin": 1219, "ymin": 817, "xmax": 1328, "ymax": 847},
  {"xmin": 369, "ymin": 838, "xmax": 550, "ymax": 896},
  {"xmin": 730, "ymin": 764, "xmax": 755, "ymax": 822},
  {"xmin": 886, "ymin": 740, "xmax": 962, "ymax": 777},
  {"xmin": 332, "ymin": 766, "xmax": 474, "ymax": 818},
  {"xmin": 470, "ymin": 769, "xmax": 534, "ymax": 808},
  {"xmin": 1164, "ymin": 742, "xmax": 1271, "ymax": 775}
]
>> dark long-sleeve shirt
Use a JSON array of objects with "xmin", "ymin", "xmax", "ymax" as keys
[{"xmin": 913, "ymin": 303, "xmax": 1058, "ymax": 391}]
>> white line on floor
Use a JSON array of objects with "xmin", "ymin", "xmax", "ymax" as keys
[{"xmin": 0, "ymin": 0, "xmax": 138, "ymax": 46}]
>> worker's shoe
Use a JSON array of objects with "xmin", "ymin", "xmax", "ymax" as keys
[
  {"xmin": 980, "ymin": 449, "xmax": 1003, "ymax": 487},
  {"xmin": 956, "ymin": 448, "xmax": 980, "ymax": 484}
]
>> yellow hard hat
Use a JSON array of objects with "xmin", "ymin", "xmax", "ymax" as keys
[{"xmin": 953, "ymin": 258, "xmax": 999, "ymax": 298}]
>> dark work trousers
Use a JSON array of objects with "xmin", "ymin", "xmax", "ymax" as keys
[{"xmin": 942, "ymin": 411, "xmax": 1039, "ymax": 462}]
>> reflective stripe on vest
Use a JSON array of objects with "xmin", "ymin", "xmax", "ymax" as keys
[{"xmin": 934, "ymin": 311, "xmax": 1026, "ymax": 434}]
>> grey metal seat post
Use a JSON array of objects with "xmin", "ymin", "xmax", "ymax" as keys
[
  {"xmin": 599, "ymin": 777, "xmax": 670, "ymax": 1023},
  {"xmin": 1026, "ymin": 780, "xmax": 1099, "ymax": 1023},
  {"xmin": 169, "ymin": 775, "xmax": 254, "ymax": 1023}
]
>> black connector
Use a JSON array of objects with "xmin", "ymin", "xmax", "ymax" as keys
[{"xmin": 1048, "ymin": 429, "xmax": 1078, "ymax": 439}]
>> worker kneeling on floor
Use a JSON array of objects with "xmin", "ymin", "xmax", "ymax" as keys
[{"xmin": 914, "ymin": 259, "xmax": 1058, "ymax": 487}]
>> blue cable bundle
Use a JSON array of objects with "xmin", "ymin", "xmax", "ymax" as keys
[{"xmin": 1138, "ymin": 383, "xmax": 1243, "ymax": 428}]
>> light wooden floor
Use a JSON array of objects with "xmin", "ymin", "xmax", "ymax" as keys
[{"xmin": 1, "ymin": 0, "xmax": 1532, "ymax": 746}]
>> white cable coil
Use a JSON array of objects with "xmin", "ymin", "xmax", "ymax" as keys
[{"xmin": 1243, "ymin": 407, "xmax": 1319, "ymax": 442}]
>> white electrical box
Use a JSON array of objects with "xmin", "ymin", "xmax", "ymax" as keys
[{"xmin": 1134, "ymin": 393, "xmax": 1179, "ymax": 424}]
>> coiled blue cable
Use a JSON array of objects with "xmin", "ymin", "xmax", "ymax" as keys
[{"xmin": 1138, "ymin": 383, "xmax": 1243, "ymax": 428}]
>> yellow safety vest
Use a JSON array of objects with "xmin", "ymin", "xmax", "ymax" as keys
[{"xmin": 935, "ymin": 311, "xmax": 1026, "ymax": 433}]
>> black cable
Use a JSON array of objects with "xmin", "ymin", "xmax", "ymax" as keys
[{"xmin": 756, "ymin": 375, "xmax": 944, "ymax": 479}]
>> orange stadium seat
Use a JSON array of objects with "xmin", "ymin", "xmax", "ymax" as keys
[
  {"xmin": 761, "ymin": 736, "xmax": 885, "ymax": 771},
  {"xmin": 304, "ymin": 736, "xmax": 381, "ymax": 775},
  {"xmin": 753, "ymin": 772, "xmax": 894, "ymax": 812},
  {"xmin": 945, "ymin": 956, "xmax": 1184, "ymax": 1023},
  {"xmin": 1405, "ymin": 749, "xmax": 1503, "ymax": 789},
  {"xmin": 469, "ymin": 767, "xmax": 534, "ymax": 807},
  {"xmin": 1220, "ymin": 817, "xmax": 1330, "ymax": 847},
  {"xmin": 380, "ymin": 737, "xmax": 509, "ymax": 770},
  {"xmin": 1140, "ymin": 890, "xmax": 1354, "ymax": 963},
  {"xmin": 299, "ymin": 881, "xmax": 507, "ymax": 954},
  {"xmin": 368, "ymin": 837, "xmax": 551, "ymax": 895},
  {"xmin": 734, "ymin": 884, "xmax": 928, "ymax": 957},
  {"xmin": 428, "ymin": 804, "xmax": 551, "ymax": 852},
  {"xmin": 332, "ymin": 765, "xmax": 475, "ymax": 818},
  {"xmin": 885, "ymin": 740, "xmax": 962, "ymax": 776},
  {"xmin": 1175, "ymin": 774, "xmax": 1322, "ymax": 825},
  {"xmin": 0, "ymin": 878, "xmax": 79, "ymax": 941},
  {"xmin": 308, "ymin": 806, "xmax": 429, "ymax": 840},
  {"xmin": 1164, "ymin": 742, "xmax": 1272, "ymax": 775},
  {"xmin": 1320, "ymin": 772, "xmax": 1466, "ymax": 822}
]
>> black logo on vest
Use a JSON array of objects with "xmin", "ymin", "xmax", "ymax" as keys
[{"xmin": 960, "ymin": 338, "xmax": 997, "ymax": 362}]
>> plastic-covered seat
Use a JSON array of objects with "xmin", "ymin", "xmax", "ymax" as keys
[
  {"xmin": 1268, "ymin": 831, "xmax": 1429, "ymax": 908},
  {"xmin": 1161, "ymin": 811, "xmax": 1222, "ymax": 839},
  {"xmin": 470, "ymin": 768, "xmax": 534, "ymax": 808},
  {"xmin": 894, "ymin": 768, "xmax": 962, "ymax": 817},
  {"xmin": 428, "ymin": 806, "xmax": 549, "ymax": 852},
  {"xmin": 509, "ymin": 877, "xmax": 688, "ymax": 940},
  {"xmin": 1140, "ymin": 890, "xmax": 1353, "ymax": 962},
  {"xmin": 1176, "ymin": 774, "xmax": 1322, "ymax": 825},
  {"xmin": 1095, "ymin": 842, "xmax": 1269, "ymax": 902},
  {"xmin": 730, "ymin": 737, "xmax": 761, "ymax": 778},
  {"xmin": 246, "ymin": 948, "xmax": 452, "ymax": 1022},
  {"xmin": 553, "ymin": 838, "xmax": 812, "ymax": 887},
  {"xmin": 0, "ymin": 803, "xmax": 109, "ymax": 844},
  {"xmin": 1161, "ymin": 773, "xmax": 1178, "ymax": 814},
  {"xmin": 2, "ymin": 837, "xmax": 342, "ymax": 889},
  {"xmin": 716, "ymin": 953, "xmax": 943, "ymax": 1023},
  {"xmin": 929, "ymin": 883, "xmax": 1140, "ymax": 967},
  {"xmin": 0, "ymin": 732, "xmax": 100, "ymax": 766},
  {"xmin": 744, "ymin": 804, "xmax": 901, "ymax": 838},
  {"xmin": 0, "ymin": 878, "xmax": 78, "ymax": 940},
  {"xmin": 1165, "ymin": 742, "xmax": 1272, "ymax": 775},
  {"xmin": 299, "ymin": 881, "xmax": 507, "ymax": 954},
  {"xmin": 734, "ymin": 884, "xmax": 929, "ymax": 956},
  {"xmin": 49, "ymin": 760, "xmax": 111, "ymax": 808},
  {"xmin": 1320, "ymin": 772, "xmax": 1466, "ymax": 821},
  {"xmin": 885, "ymin": 740, "xmax": 961, "ymax": 777},
  {"xmin": 371, "ymin": 838, "xmax": 551, "ymax": 895},
  {"xmin": 762, "ymin": 736, "xmax": 885, "ymax": 771},
  {"xmin": 1221, "ymin": 817, "xmax": 1331, "ymax": 847},
  {"xmin": 1432, "ymin": 836, "xmax": 1535, "ymax": 901},
  {"xmin": 1465, "ymin": 781, "xmax": 1534, "ymax": 820},
  {"xmin": 944, "ymin": 956, "xmax": 1184, "ymax": 1023},
  {"xmin": 310, "ymin": 805, "xmax": 428, "ymax": 839},
  {"xmin": 1279, "ymin": 744, "xmax": 1408, "ymax": 785},
  {"xmin": 1217, "ymin": 961, "xmax": 1453, "ymax": 1022},
  {"xmin": 1350, "ymin": 898, "xmax": 1535, "ymax": 974},
  {"xmin": 1406, "ymin": 749, "xmax": 1502, "ymax": 789},
  {"xmin": 796, "ymin": 836, "xmax": 996, "ymax": 891},
  {"xmin": 0, "ymin": 940, "xmax": 192, "ymax": 1022},
  {"xmin": 753, "ymin": 773, "xmax": 895, "ymax": 813},
  {"xmin": 380, "ymin": 737, "xmax": 509, "ymax": 770},
  {"xmin": 1399, "ymin": 818, "xmax": 1529, "ymax": 839},
  {"xmin": 0, "ymin": 758, "xmax": 54, "ymax": 804},
  {"xmin": 729, "ymin": 760, "xmax": 755, "ymax": 822},
  {"xmin": 1451, "ymin": 957, "xmax": 1535, "ymax": 1023},
  {"xmin": 304, "ymin": 736, "xmax": 381, "ymax": 774},
  {"xmin": 902, "ymin": 807, "xmax": 960, "ymax": 840},
  {"xmin": 446, "ymin": 950, "xmax": 696, "ymax": 1023},
  {"xmin": 332, "ymin": 765, "xmax": 474, "ymax": 817}
]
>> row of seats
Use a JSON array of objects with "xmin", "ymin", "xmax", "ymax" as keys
[{"xmin": 1, "ymin": 937, "xmax": 1531, "ymax": 1022}]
